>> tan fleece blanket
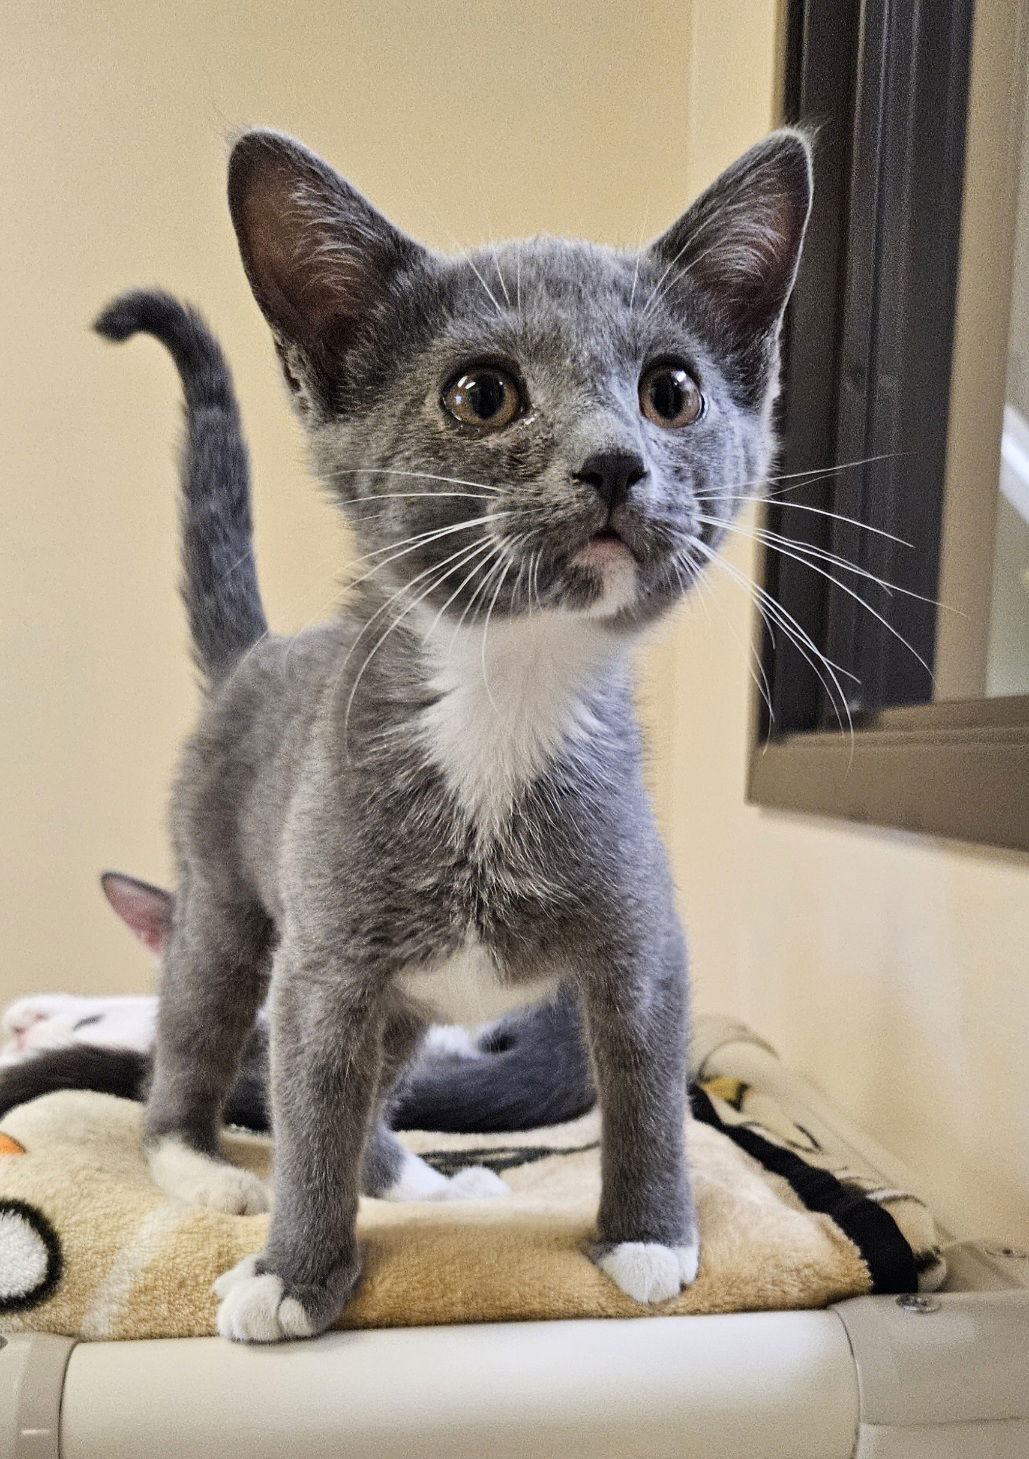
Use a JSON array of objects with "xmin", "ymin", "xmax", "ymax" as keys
[{"xmin": 0, "ymin": 1077, "xmax": 942, "ymax": 1340}]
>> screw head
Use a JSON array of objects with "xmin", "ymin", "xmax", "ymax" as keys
[{"xmin": 897, "ymin": 1293, "xmax": 941, "ymax": 1314}]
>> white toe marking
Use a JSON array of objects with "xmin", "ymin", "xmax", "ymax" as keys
[
  {"xmin": 148, "ymin": 1138, "xmax": 270, "ymax": 1214},
  {"xmin": 212, "ymin": 1254, "xmax": 259, "ymax": 1300},
  {"xmin": 442, "ymin": 1165, "xmax": 510, "ymax": 1200},
  {"xmin": 215, "ymin": 1270, "xmax": 315, "ymax": 1343},
  {"xmin": 382, "ymin": 1152, "xmax": 511, "ymax": 1203},
  {"xmin": 676, "ymin": 1238, "xmax": 700, "ymax": 1286},
  {"xmin": 277, "ymin": 1296, "xmax": 317, "ymax": 1339},
  {"xmin": 382, "ymin": 1150, "xmax": 452, "ymax": 1201},
  {"xmin": 598, "ymin": 1241, "xmax": 700, "ymax": 1304},
  {"xmin": 421, "ymin": 1023, "xmax": 477, "ymax": 1059}
]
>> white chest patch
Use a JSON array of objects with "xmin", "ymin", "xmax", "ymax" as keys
[{"xmin": 414, "ymin": 610, "xmax": 620, "ymax": 835}]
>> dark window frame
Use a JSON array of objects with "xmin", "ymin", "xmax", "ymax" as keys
[{"xmin": 748, "ymin": 0, "xmax": 1029, "ymax": 854}]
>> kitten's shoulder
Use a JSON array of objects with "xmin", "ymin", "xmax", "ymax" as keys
[{"xmin": 208, "ymin": 619, "xmax": 354, "ymax": 707}]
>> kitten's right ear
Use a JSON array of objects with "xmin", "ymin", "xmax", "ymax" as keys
[
  {"xmin": 645, "ymin": 129, "xmax": 812, "ymax": 405},
  {"xmin": 100, "ymin": 872, "xmax": 173, "ymax": 960},
  {"xmin": 227, "ymin": 130, "xmax": 428, "ymax": 408}
]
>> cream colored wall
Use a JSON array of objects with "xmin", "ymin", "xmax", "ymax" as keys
[
  {"xmin": 649, "ymin": 6, "xmax": 1029, "ymax": 1243},
  {"xmin": 3, "ymin": 1, "xmax": 1026, "ymax": 1244},
  {"xmin": 1, "ymin": 0, "xmax": 695, "ymax": 998}
]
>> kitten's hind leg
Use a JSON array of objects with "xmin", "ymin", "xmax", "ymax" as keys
[
  {"xmin": 365, "ymin": 1125, "xmax": 509, "ymax": 1201},
  {"xmin": 145, "ymin": 885, "xmax": 272, "ymax": 1215},
  {"xmin": 364, "ymin": 1000, "xmax": 509, "ymax": 1202}
]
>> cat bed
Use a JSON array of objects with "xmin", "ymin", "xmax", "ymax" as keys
[{"xmin": 0, "ymin": 1070, "xmax": 942, "ymax": 1342}]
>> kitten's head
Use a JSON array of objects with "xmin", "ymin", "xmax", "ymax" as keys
[{"xmin": 228, "ymin": 129, "xmax": 811, "ymax": 628}]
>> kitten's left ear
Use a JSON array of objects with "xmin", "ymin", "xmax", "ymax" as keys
[
  {"xmin": 227, "ymin": 129, "xmax": 429, "ymax": 410},
  {"xmin": 646, "ymin": 129, "xmax": 812, "ymax": 402}
]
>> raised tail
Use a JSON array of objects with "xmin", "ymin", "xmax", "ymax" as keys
[{"xmin": 94, "ymin": 289, "xmax": 267, "ymax": 685}]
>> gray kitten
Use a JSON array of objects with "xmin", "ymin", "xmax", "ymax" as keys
[{"xmin": 95, "ymin": 127, "xmax": 810, "ymax": 1342}]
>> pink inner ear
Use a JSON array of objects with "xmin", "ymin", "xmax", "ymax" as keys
[{"xmin": 100, "ymin": 873, "xmax": 173, "ymax": 957}]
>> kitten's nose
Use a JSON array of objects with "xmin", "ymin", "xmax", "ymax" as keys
[{"xmin": 575, "ymin": 450, "xmax": 647, "ymax": 511}]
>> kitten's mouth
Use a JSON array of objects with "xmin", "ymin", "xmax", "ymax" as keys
[
  {"xmin": 567, "ymin": 527, "xmax": 640, "ymax": 616},
  {"xmin": 579, "ymin": 522, "xmax": 638, "ymax": 561},
  {"xmin": 570, "ymin": 524, "xmax": 640, "ymax": 595}
]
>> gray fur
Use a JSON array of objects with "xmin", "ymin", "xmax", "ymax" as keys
[
  {"xmin": 394, "ymin": 988, "xmax": 596, "ymax": 1132},
  {"xmin": 94, "ymin": 290, "xmax": 266, "ymax": 685},
  {"xmin": 0, "ymin": 867, "xmax": 594, "ymax": 1133},
  {"xmin": 100, "ymin": 127, "xmax": 810, "ymax": 1339}
]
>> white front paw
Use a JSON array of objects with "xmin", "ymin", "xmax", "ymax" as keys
[
  {"xmin": 212, "ymin": 1253, "xmax": 259, "ymax": 1299},
  {"xmin": 598, "ymin": 1240, "xmax": 700, "ymax": 1303},
  {"xmin": 148, "ymin": 1138, "xmax": 270, "ymax": 1214},
  {"xmin": 214, "ymin": 1258, "xmax": 316, "ymax": 1343}
]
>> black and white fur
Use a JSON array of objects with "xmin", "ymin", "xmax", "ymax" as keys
[
  {"xmin": 92, "ymin": 128, "xmax": 810, "ymax": 1341},
  {"xmin": 0, "ymin": 988, "xmax": 595, "ymax": 1134}
]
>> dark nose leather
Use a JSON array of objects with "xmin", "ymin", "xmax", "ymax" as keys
[{"xmin": 574, "ymin": 450, "xmax": 647, "ymax": 511}]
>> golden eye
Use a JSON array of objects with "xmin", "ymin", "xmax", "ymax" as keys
[
  {"xmin": 442, "ymin": 367, "xmax": 523, "ymax": 431},
  {"xmin": 639, "ymin": 364, "xmax": 703, "ymax": 428}
]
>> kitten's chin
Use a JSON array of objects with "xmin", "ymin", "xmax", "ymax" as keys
[{"xmin": 571, "ymin": 538, "xmax": 639, "ymax": 618}]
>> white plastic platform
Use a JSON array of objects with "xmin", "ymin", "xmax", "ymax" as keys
[{"xmin": 3, "ymin": 1017, "xmax": 1028, "ymax": 1459}]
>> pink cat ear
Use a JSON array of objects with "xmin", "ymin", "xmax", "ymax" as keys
[
  {"xmin": 100, "ymin": 872, "xmax": 174, "ymax": 958},
  {"xmin": 227, "ymin": 130, "xmax": 428, "ymax": 406},
  {"xmin": 645, "ymin": 129, "xmax": 812, "ymax": 403}
]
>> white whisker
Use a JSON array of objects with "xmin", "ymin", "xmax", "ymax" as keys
[
  {"xmin": 421, "ymin": 539, "xmax": 504, "ymax": 644},
  {"xmin": 479, "ymin": 551, "xmax": 515, "ymax": 715},
  {"xmin": 529, "ymin": 549, "xmax": 542, "ymax": 613},
  {"xmin": 347, "ymin": 490, "xmax": 500, "ymax": 505},
  {"xmin": 330, "ymin": 467, "xmax": 503, "ymax": 495},
  {"xmin": 340, "ymin": 535, "xmax": 498, "ymax": 749},
  {"xmin": 455, "ymin": 535, "xmax": 510, "ymax": 637},
  {"xmin": 463, "ymin": 250, "xmax": 505, "ymax": 316},
  {"xmin": 492, "ymin": 246, "xmax": 512, "ymax": 308},
  {"xmin": 217, "ymin": 549, "xmax": 257, "ymax": 584},
  {"xmin": 677, "ymin": 553, "xmax": 778, "ymax": 736},
  {"xmin": 690, "ymin": 538, "xmax": 856, "ymax": 745},
  {"xmin": 766, "ymin": 451, "xmax": 905, "ymax": 492},
  {"xmin": 698, "ymin": 516, "xmax": 939, "ymax": 606},
  {"xmin": 702, "ymin": 452, "xmax": 906, "ymax": 511},
  {"xmin": 345, "ymin": 512, "xmax": 517, "ymax": 590},
  {"xmin": 627, "ymin": 204, "xmax": 651, "ymax": 316},
  {"xmin": 714, "ymin": 495, "xmax": 913, "ymax": 547},
  {"xmin": 700, "ymin": 518, "xmax": 935, "ymax": 684}
]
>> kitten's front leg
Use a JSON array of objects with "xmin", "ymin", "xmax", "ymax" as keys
[
  {"xmin": 577, "ymin": 923, "xmax": 699, "ymax": 1304},
  {"xmin": 215, "ymin": 943, "xmax": 383, "ymax": 1343}
]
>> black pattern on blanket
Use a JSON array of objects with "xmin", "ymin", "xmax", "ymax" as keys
[{"xmin": 0, "ymin": 1079, "xmax": 943, "ymax": 1340}]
